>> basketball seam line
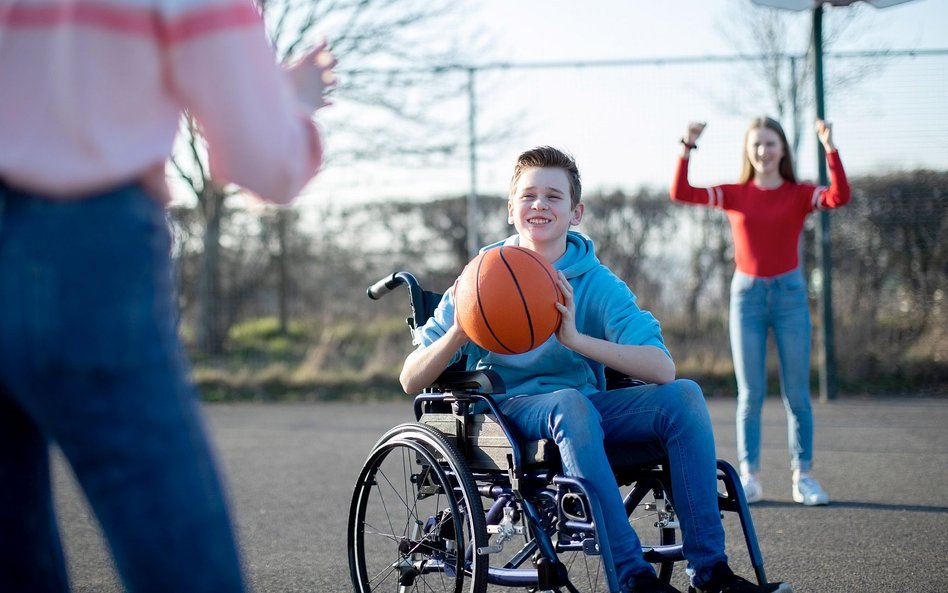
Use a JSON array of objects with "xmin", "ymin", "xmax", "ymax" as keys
[
  {"xmin": 520, "ymin": 247, "xmax": 563, "ymax": 329},
  {"xmin": 475, "ymin": 249, "xmax": 516, "ymax": 354},
  {"xmin": 500, "ymin": 247, "xmax": 536, "ymax": 351}
]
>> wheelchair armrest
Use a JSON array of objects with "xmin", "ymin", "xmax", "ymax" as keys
[
  {"xmin": 605, "ymin": 367, "xmax": 647, "ymax": 391},
  {"xmin": 427, "ymin": 369, "xmax": 506, "ymax": 394}
]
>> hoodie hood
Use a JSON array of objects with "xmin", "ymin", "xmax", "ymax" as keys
[{"xmin": 482, "ymin": 231, "xmax": 600, "ymax": 280}]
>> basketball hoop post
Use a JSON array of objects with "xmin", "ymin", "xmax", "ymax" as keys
[{"xmin": 750, "ymin": 0, "xmax": 917, "ymax": 402}]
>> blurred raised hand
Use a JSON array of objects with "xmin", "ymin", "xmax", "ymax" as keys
[
  {"xmin": 815, "ymin": 119, "xmax": 835, "ymax": 152},
  {"xmin": 286, "ymin": 39, "xmax": 338, "ymax": 113},
  {"xmin": 685, "ymin": 121, "xmax": 706, "ymax": 145}
]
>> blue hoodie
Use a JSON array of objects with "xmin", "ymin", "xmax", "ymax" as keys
[{"xmin": 414, "ymin": 231, "xmax": 671, "ymax": 402}]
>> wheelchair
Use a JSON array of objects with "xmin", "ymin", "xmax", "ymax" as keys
[{"xmin": 348, "ymin": 271, "xmax": 769, "ymax": 593}]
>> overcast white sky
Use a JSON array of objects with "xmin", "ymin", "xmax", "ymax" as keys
[{"xmin": 289, "ymin": 0, "xmax": 948, "ymax": 207}]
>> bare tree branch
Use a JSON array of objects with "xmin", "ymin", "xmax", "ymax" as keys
[{"xmin": 167, "ymin": 0, "xmax": 491, "ymax": 355}]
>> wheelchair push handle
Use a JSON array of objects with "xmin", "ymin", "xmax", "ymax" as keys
[
  {"xmin": 367, "ymin": 271, "xmax": 433, "ymax": 332},
  {"xmin": 366, "ymin": 271, "xmax": 419, "ymax": 300}
]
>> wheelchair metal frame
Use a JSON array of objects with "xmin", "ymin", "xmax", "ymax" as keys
[{"xmin": 348, "ymin": 271, "xmax": 768, "ymax": 593}]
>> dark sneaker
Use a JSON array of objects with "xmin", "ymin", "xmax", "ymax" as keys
[
  {"xmin": 627, "ymin": 570, "xmax": 683, "ymax": 593},
  {"xmin": 688, "ymin": 563, "xmax": 792, "ymax": 593}
]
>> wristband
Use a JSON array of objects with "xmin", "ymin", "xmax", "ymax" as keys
[{"xmin": 680, "ymin": 138, "xmax": 697, "ymax": 150}]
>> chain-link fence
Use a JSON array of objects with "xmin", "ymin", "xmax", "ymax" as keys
[{"xmin": 172, "ymin": 50, "xmax": 948, "ymax": 398}]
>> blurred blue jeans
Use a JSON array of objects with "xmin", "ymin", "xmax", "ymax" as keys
[
  {"xmin": 0, "ymin": 183, "xmax": 245, "ymax": 593},
  {"xmin": 498, "ymin": 379, "xmax": 727, "ymax": 589},
  {"xmin": 729, "ymin": 268, "xmax": 814, "ymax": 475}
]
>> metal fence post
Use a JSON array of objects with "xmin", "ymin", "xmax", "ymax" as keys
[{"xmin": 813, "ymin": 5, "xmax": 838, "ymax": 401}]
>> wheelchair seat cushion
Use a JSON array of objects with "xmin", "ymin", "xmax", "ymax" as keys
[
  {"xmin": 421, "ymin": 412, "xmax": 560, "ymax": 471},
  {"xmin": 421, "ymin": 411, "xmax": 668, "ymax": 475}
]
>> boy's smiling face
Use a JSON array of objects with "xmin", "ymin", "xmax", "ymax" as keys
[{"xmin": 508, "ymin": 167, "xmax": 583, "ymax": 256}]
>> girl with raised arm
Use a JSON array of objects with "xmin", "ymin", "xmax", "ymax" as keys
[{"xmin": 670, "ymin": 117, "xmax": 850, "ymax": 506}]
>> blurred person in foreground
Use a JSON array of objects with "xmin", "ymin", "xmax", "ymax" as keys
[
  {"xmin": 0, "ymin": 0, "xmax": 335, "ymax": 591},
  {"xmin": 670, "ymin": 117, "xmax": 850, "ymax": 506}
]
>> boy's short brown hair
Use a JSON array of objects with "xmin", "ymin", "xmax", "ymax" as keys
[{"xmin": 509, "ymin": 146, "xmax": 582, "ymax": 207}]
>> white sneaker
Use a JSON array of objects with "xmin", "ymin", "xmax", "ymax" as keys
[
  {"xmin": 792, "ymin": 474, "xmax": 829, "ymax": 506},
  {"xmin": 740, "ymin": 473, "xmax": 763, "ymax": 504}
]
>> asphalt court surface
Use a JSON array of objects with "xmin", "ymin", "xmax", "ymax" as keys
[{"xmin": 53, "ymin": 395, "xmax": 948, "ymax": 592}]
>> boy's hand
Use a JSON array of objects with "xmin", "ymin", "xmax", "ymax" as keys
[
  {"xmin": 446, "ymin": 313, "xmax": 471, "ymax": 347},
  {"xmin": 554, "ymin": 272, "xmax": 581, "ymax": 348},
  {"xmin": 446, "ymin": 280, "xmax": 471, "ymax": 347}
]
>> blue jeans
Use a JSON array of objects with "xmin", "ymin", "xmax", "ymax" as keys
[
  {"xmin": 0, "ymin": 183, "xmax": 245, "ymax": 593},
  {"xmin": 498, "ymin": 380, "xmax": 727, "ymax": 589},
  {"xmin": 729, "ymin": 269, "xmax": 814, "ymax": 475}
]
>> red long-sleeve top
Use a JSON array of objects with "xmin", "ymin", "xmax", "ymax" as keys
[{"xmin": 670, "ymin": 152, "xmax": 851, "ymax": 278}]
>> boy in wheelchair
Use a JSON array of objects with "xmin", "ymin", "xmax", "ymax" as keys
[{"xmin": 399, "ymin": 146, "xmax": 791, "ymax": 593}]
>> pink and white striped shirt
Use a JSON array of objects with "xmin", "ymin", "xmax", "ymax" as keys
[{"xmin": 0, "ymin": 0, "xmax": 323, "ymax": 204}]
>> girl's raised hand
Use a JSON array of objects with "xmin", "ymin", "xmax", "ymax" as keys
[
  {"xmin": 286, "ymin": 39, "xmax": 337, "ymax": 113},
  {"xmin": 816, "ymin": 119, "xmax": 835, "ymax": 152},
  {"xmin": 685, "ymin": 121, "xmax": 706, "ymax": 145}
]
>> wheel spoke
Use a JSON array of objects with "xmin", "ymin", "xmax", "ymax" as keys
[{"xmin": 350, "ymin": 425, "xmax": 487, "ymax": 593}]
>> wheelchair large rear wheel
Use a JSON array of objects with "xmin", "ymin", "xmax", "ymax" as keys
[{"xmin": 349, "ymin": 423, "xmax": 488, "ymax": 593}]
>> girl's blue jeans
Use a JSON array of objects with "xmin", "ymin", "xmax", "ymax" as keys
[
  {"xmin": 0, "ymin": 183, "xmax": 245, "ymax": 593},
  {"xmin": 498, "ymin": 379, "xmax": 727, "ymax": 589},
  {"xmin": 729, "ymin": 268, "xmax": 814, "ymax": 475}
]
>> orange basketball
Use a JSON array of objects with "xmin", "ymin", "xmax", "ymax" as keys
[{"xmin": 455, "ymin": 245, "xmax": 563, "ymax": 355}]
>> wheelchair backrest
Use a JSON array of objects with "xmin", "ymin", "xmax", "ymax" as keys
[{"xmin": 414, "ymin": 289, "xmax": 446, "ymax": 330}]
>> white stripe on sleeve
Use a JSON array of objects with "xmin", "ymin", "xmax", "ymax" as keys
[
  {"xmin": 704, "ymin": 187, "xmax": 725, "ymax": 208},
  {"xmin": 811, "ymin": 186, "xmax": 827, "ymax": 210}
]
